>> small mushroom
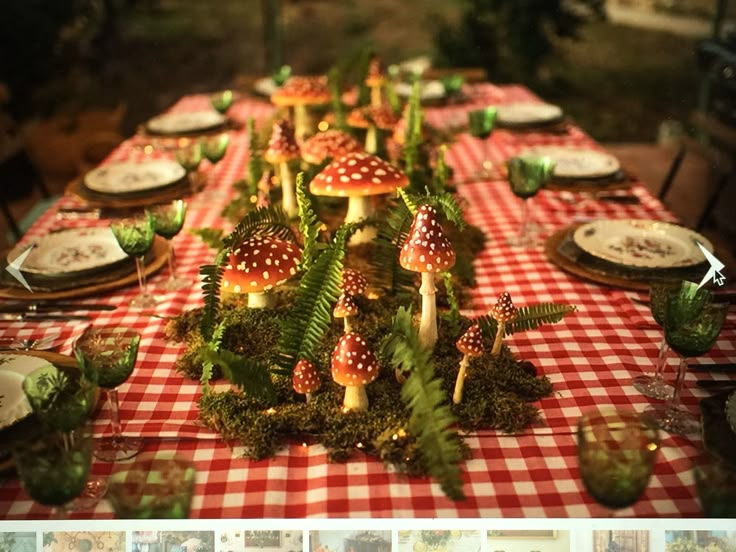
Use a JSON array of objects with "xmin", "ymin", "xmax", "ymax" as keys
[
  {"xmin": 331, "ymin": 332, "xmax": 379, "ymax": 412},
  {"xmin": 300, "ymin": 130, "xmax": 362, "ymax": 165},
  {"xmin": 490, "ymin": 292, "xmax": 517, "ymax": 355},
  {"xmin": 256, "ymin": 169, "xmax": 275, "ymax": 208},
  {"xmin": 264, "ymin": 119, "xmax": 301, "ymax": 216},
  {"xmin": 399, "ymin": 204, "xmax": 456, "ymax": 349},
  {"xmin": 365, "ymin": 56, "xmax": 386, "ymax": 108},
  {"xmin": 270, "ymin": 75, "xmax": 331, "ymax": 141},
  {"xmin": 342, "ymin": 268, "xmax": 367, "ymax": 297},
  {"xmin": 452, "ymin": 324, "xmax": 484, "ymax": 404},
  {"xmin": 333, "ymin": 293, "xmax": 359, "ymax": 333},
  {"xmin": 293, "ymin": 359, "xmax": 320, "ymax": 403},
  {"xmin": 347, "ymin": 105, "xmax": 398, "ymax": 154},
  {"xmin": 221, "ymin": 236, "xmax": 301, "ymax": 308}
]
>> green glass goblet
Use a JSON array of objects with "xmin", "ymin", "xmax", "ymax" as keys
[
  {"xmin": 74, "ymin": 327, "xmax": 142, "ymax": 462},
  {"xmin": 468, "ymin": 106, "xmax": 497, "ymax": 179},
  {"xmin": 110, "ymin": 211, "xmax": 157, "ymax": 309},
  {"xmin": 647, "ymin": 301, "xmax": 728, "ymax": 438},
  {"xmin": 12, "ymin": 422, "xmax": 93, "ymax": 518},
  {"xmin": 505, "ymin": 155, "xmax": 555, "ymax": 248},
  {"xmin": 148, "ymin": 200, "xmax": 189, "ymax": 291},
  {"xmin": 201, "ymin": 133, "xmax": 230, "ymax": 165},
  {"xmin": 209, "ymin": 90, "xmax": 234, "ymax": 115},
  {"xmin": 107, "ymin": 452, "xmax": 197, "ymax": 518},
  {"xmin": 272, "ymin": 65, "xmax": 292, "ymax": 87},
  {"xmin": 693, "ymin": 453, "xmax": 736, "ymax": 517},
  {"xmin": 175, "ymin": 141, "xmax": 204, "ymax": 192},
  {"xmin": 441, "ymin": 74, "xmax": 465, "ymax": 101},
  {"xmin": 577, "ymin": 408, "xmax": 660, "ymax": 515}
]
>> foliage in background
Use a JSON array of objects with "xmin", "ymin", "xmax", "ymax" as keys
[{"xmin": 432, "ymin": 0, "xmax": 606, "ymax": 83}]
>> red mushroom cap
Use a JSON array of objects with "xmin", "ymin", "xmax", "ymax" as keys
[
  {"xmin": 293, "ymin": 359, "xmax": 321, "ymax": 394},
  {"xmin": 347, "ymin": 105, "xmax": 398, "ymax": 131},
  {"xmin": 270, "ymin": 75, "xmax": 331, "ymax": 107},
  {"xmin": 342, "ymin": 268, "xmax": 367, "ymax": 296},
  {"xmin": 456, "ymin": 324, "xmax": 484, "ymax": 356},
  {"xmin": 491, "ymin": 292, "xmax": 517, "ymax": 323},
  {"xmin": 331, "ymin": 332, "xmax": 379, "ymax": 387},
  {"xmin": 399, "ymin": 204, "xmax": 456, "ymax": 273},
  {"xmin": 264, "ymin": 119, "xmax": 300, "ymax": 164},
  {"xmin": 301, "ymin": 130, "xmax": 362, "ymax": 165},
  {"xmin": 222, "ymin": 236, "xmax": 301, "ymax": 294},
  {"xmin": 310, "ymin": 152, "xmax": 408, "ymax": 197},
  {"xmin": 333, "ymin": 294, "xmax": 358, "ymax": 319}
]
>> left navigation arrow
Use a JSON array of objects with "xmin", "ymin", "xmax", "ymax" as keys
[{"xmin": 5, "ymin": 245, "xmax": 34, "ymax": 292}]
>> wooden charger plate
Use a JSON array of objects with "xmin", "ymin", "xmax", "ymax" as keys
[
  {"xmin": 66, "ymin": 175, "xmax": 203, "ymax": 209},
  {"xmin": 0, "ymin": 236, "xmax": 168, "ymax": 300}
]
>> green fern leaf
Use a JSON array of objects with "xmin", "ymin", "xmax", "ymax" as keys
[
  {"xmin": 200, "ymin": 320, "xmax": 227, "ymax": 392},
  {"xmin": 432, "ymin": 144, "xmax": 449, "ymax": 194},
  {"xmin": 247, "ymin": 117, "xmax": 263, "ymax": 188},
  {"xmin": 370, "ymin": 199, "xmax": 415, "ymax": 294},
  {"xmin": 441, "ymin": 271, "xmax": 460, "ymax": 333},
  {"xmin": 200, "ymin": 348, "xmax": 276, "ymax": 403},
  {"xmin": 189, "ymin": 228, "xmax": 224, "ymax": 249},
  {"xmin": 403, "ymin": 81, "xmax": 423, "ymax": 180},
  {"xmin": 223, "ymin": 205, "xmax": 298, "ymax": 250},
  {"xmin": 199, "ymin": 248, "xmax": 229, "ymax": 341},
  {"xmin": 477, "ymin": 303, "xmax": 577, "ymax": 340},
  {"xmin": 274, "ymin": 223, "xmax": 356, "ymax": 373},
  {"xmin": 398, "ymin": 188, "xmax": 419, "ymax": 215},
  {"xmin": 383, "ymin": 306, "xmax": 465, "ymax": 500},
  {"xmin": 327, "ymin": 67, "xmax": 347, "ymax": 131},
  {"xmin": 296, "ymin": 172, "xmax": 321, "ymax": 270}
]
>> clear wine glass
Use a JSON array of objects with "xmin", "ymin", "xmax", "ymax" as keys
[
  {"xmin": 148, "ymin": 200, "xmax": 188, "ymax": 291},
  {"xmin": 209, "ymin": 90, "xmax": 234, "ymax": 114},
  {"xmin": 74, "ymin": 327, "xmax": 143, "ymax": 462},
  {"xmin": 577, "ymin": 408, "xmax": 660, "ymax": 515},
  {"xmin": 467, "ymin": 106, "xmax": 497, "ymax": 178},
  {"xmin": 505, "ymin": 154, "xmax": 555, "ymax": 248},
  {"xmin": 110, "ymin": 212, "xmax": 157, "ymax": 309},
  {"xmin": 632, "ymin": 282, "xmax": 681, "ymax": 399},
  {"xmin": 106, "ymin": 452, "xmax": 197, "ymax": 518},
  {"xmin": 12, "ymin": 422, "xmax": 93, "ymax": 519},
  {"xmin": 647, "ymin": 301, "xmax": 728, "ymax": 438}
]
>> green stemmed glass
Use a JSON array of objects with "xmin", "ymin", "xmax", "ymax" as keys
[
  {"xmin": 693, "ymin": 453, "xmax": 736, "ymax": 517},
  {"xmin": 468, "ymin": 107, "xmax": 497, "ymax": 179},
  {"xmin": 202, "ymin": 133, "xmax": 230, "ymax": 165},
  {"xmin": 110, "ymin": 212, "xmax": 157, "ymax": 309},
  {"xmin": 272, "ymin": 65, "xmax": 292, "ymax": 87},
  {"xmin": 209, "ymin": 90, "xmax": 234, "ymax": 114},
  {"xmin": 577, "ymin": 408, "xmax": 660, "ymax": 515},
  {"xmin": 148, "ymin": 200, "xmax": 188, "ymax": 291},
  {"xmin": 12, "ymin": 422, "xmax": 93, "ymax": 518},
  {"xmin": 441, "ymin": 75, "xmax": 465, "ymax": 101},
  {"xmin": 175, "ymin": 141, "xmax": 204, "ymax": 192},
  {"xmin": 505, "ymin": 155, "xmax": 555, "ymax": 248},
  {"xmin": 75, "ymin": 327, "xmax": 142, "ymax": 462},
  {"xmin": 647, "ymin": 301, "xmax": 729, "ymax": 438},
  {"xmin": 107, "ymin": 452, "xmax": 197, "ymax": 518}
]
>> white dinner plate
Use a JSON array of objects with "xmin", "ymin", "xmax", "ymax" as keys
[
  {"xmin": 573, "ymin": 219, "xmax": 713, "ymax": 269},
  {"xmin": 525, "ymin": 146, "xmax": 621, "ymax": 179},
  {"xmin": 496, "ymin": 102, "xmax": 563, "ymax": 127},
  {"xmin": 145, "ymin": 110, "xmax": 227, "ymax": 135},
  {"xmin": 0, "ymin": 354, "xmax": 53, "ymax": 430},
  {"xmin": 253, "ymin": 77, "xmax": 279, "ymax": 97},
  {"xmin": 84, "ymin": 160, "xmax": 186, "ymax": 195},
  {"xmin": 395, "ymin": 80, "xmax": 446, "ymax": 101},
  {"xmin": 7, "ymin": 227, "xmax": 129, "ymax": 277}
]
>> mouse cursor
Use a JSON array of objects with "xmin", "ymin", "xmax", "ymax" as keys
[
  {"xmin": 695, "ymin": 241, "xmax": 726, "ymax": 290},
  {"xmin": 5, "ymin": 245, "xmax": 34, "ymax": 292}
]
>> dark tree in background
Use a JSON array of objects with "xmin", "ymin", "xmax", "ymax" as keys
[{"xmin": 433, "ymin": 0, "xmax": 606, "ymax": 83}]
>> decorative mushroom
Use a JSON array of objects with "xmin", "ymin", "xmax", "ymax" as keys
[
  {"xmin": 270, "ymin": 76, "xmax": 331, "ymax": 141},
  {"xmin": 333, "ymin": 293, "xmax": 359, "ymax": 333},
  {"xmin": 264, "ymin": 119, "xmax": 301, "ymax": 216},
  {"xmin": 399, "ymin": 204, "xmax": 456, "ymax": 349},
  {"xmin": 221, "ymin": 236, "xmax": 301, "ymax": 308},
  {"xmin": 365, "ymin": 56, "xmax": 386, "ymax": 108},
  {"xmin": 256, "ymin": 169, "xmax": 275, "ymax": 208},
  {"xmin": 310, "ymin": 152, "xmax": 409, "ymax": 244},
  {"xmin": 342, "ymin": 268, "xmax": 367, "ymax": 297},
  {"xmin": 490, "ymin": 292, "xmax": 517, "ymax": 355},
  {"xmin": 331, "ymin": 332, "xmax": 379, "ymax": 412},
  {"xmin": 452, "ymin": 324, "xmax": 484, "ymax": 404},
  {"xmin": 293, "ymin": 359, "xmax": 320, "ymax": 403},
  {"xmin": 301, "ymin": 130, "xmax": 362, "ymax": 165},
  {"xmin": 347, "ymin": 105, "xmax": 398, "ymax": 154}
]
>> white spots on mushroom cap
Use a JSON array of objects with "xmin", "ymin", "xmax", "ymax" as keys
[
  {"xmin": 223, "ymin": 236, "xmax": 301, "ymax": 293},
  {"xmin": 310, "ymin": 152, "xmax": 408, "ymax": 197},
  {"xmin": 491, "ymin": 292, "xmax": 518, "ymax": 322},
  {"xmin": 331, "ymin": 332, "xmax": 380, "ymax": 387},
  {"xmin": 456, "ymin": 324, "xmax": 484, "ymax": 356},
  {"xmin": 399, "ymin": 204, "xmax": 456, "ymax": 273}
]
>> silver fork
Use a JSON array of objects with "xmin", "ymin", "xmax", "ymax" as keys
[{"xmin": 0, "ymin": 332, "xmax": 61, "ymax": 351}]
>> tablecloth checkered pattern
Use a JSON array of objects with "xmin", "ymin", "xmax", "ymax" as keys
[{"xmin": 1, "ymin": 85, "xmax": 734, "ymax": 519}]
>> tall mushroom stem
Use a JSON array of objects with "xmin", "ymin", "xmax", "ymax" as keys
[
  {"xmin": 345, "ymin": 196, "xmax": 377, "ymax": 244},
  {"xmin": 365, "ymin": 125, "xmax": 378, "ymax": 154},
  {"xmin": 293, "ymin": 104, "xmax": 311, "ymax": 142},
  {"xmin": 491, "ymin": 322, "xmax": 505, "ymax": 355},
  {"xmin": 343, "ymin": 385, "xmax": 368, "ymax": 412},
  {"xmin": 418, "ymin": 271, "xmax": 438, "ymax": 349},
  {"xmin": 279, "ymin": 161, "xmax": 297, "ymax": 216},
  {"xmin": 370, "ymin": 86, "xmax": 382, "ymax": 108},
  {"xmin": 248, "ymin": 291, "xmax": 274, "ymax": 309},
  {"xmin": 305, "ymin": 392, "xmax": 313, "ymax": 403},
  {"xmin": 343, "ymin": 317, "xmax": 352, "ymax": 333},
  {"xmin": 453, "ymin": 354, "xmax": 470, "ymax": 404}
]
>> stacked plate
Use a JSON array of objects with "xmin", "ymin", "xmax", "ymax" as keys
[
  {"xmin": 0, "ymin": 354, "xmax": 52, "ymax": 432},
  {"xmin": 496, "ymin": 102, "xmax": 564, "ymax": 129},
  {"xmin": 144, "ymin": 111, "xmax": 227, "ymax": 136},
  {"xmin": 395, "ymin": 80, "xmax": 446, "ymax": 102},
  {"xmin": 524, "ymin": 145, "xmax": 623, "ymax": 184}
]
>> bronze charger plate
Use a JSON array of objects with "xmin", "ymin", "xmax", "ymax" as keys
[{"xmin": 66, "ymin": 175, "xmax": 203, "ymax": 209}]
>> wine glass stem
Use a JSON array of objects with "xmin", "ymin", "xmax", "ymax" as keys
[
  {"xmin": 653, "ymin": 336, "xmax": 670, "ymax": 380},
  {"xmin": 518, "ymin": 198, "xmax": 530, "ymax": 240},
  {"xmin": 483, "ymin": 139, "xmax": 491, "ymax": 173},
  {"xmin": 135, "ymin": 256, "xmax": 148, "ymax": 297},
  {"xmin": 167, "ymin": 240, "xmax": 178, "ymax": 280},
  {"xmin": 107, "ymin": 388, "xmax": 123, "ymax": 441},
  {"xmin": 666, "ymin": 356, "xmax": 688, "ymax": 411}
]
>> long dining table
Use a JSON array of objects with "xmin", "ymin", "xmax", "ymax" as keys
[{"xmin": 0, "ymin": 83, "xmax": 734, "ymax": 519}]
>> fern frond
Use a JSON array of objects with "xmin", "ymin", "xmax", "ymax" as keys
[
  {"xmin": 296, "ymin": 172, "xmax": 321, "ymax": 270},
  {"xmin": 199, "ymin": 248, "xmax": 229, "ymax": 341},
  {"xmin": 189, "ymin": 228, "xmax": 224, "ymax": 249},
  {"xmin": 327, "ymin": 67, "xmax": 347, "ymax": 131},
  {"xmin": 477, "ymin": 303, "xmax": 577, "ymax": 340},
  {"xmin": 398, "ymin": 188, "xmax": 419, "ymax": 215},
  {"xmin": 424, "ymin": 192, "xmax": 466, "ymax": 230},
  {"xmin": 403, "ymin": 81, "xmax": 422, "ymax": 180},
  {"xmin": 432, "ymin": 144, "xmax": 449, "ymax": 194},
  {"xmin": 370, "ymin": 199, "xmax": 415, "ymax": 294},
  {"xmin": 200, "ymin": 348, "xmax": 276, "ymax": 404},
  {"xmin": 383, "ymin": 306, "xmax": 465, "ymax": 501},
  {"xmin": 274, "ymin": 223, "xmax": 357, "ymax": 373},
  {"xmin": 247, "ymin": 117, "xmax": 263, "ymax": 188},
  {"xmin": 223, "ymin": 205, "xmax": 298, "ymax": 250},
  {"xmin": 200, "ymin": 320, "xmax": 227, "ymax": 392},
  {"xmin": 441, "ymin": 271, "xmax": 460, "ymax": 333}
]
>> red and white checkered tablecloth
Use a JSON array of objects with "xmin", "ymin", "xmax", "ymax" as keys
[{"xmin": 1, "ymin": 85, "xmax": 734, "ymax": 519}]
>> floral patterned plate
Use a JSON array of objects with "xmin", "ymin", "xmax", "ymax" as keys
[
  {"xmin": 0, "ymin": 354, "xmax": 51, "ymax": 430},
  {"xmin": 525, "ymin": 146, "xmax": 620, "ymax": 179},
  {"xmin": 7, "ymin": 227, "xmax": 129, "ymax": 277},
  {"xmin": 145, "ymin": 110, "xmax": 227, "ymax": 135},
  {"xmin": 497, "ymin": 102, "xmax": 563, "ymax": 127},
  {"xmin": 573, "ymin": 219, "xmax": 713, "ymax": 269},
  {"xmin": 84, "ymin": 160, "xmax": 186, "ymax": 195}
]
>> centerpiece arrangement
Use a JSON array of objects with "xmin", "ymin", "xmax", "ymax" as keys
[{"xmin": 170, "ymin": 60, "xmax": 576, "ymax": 500}]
